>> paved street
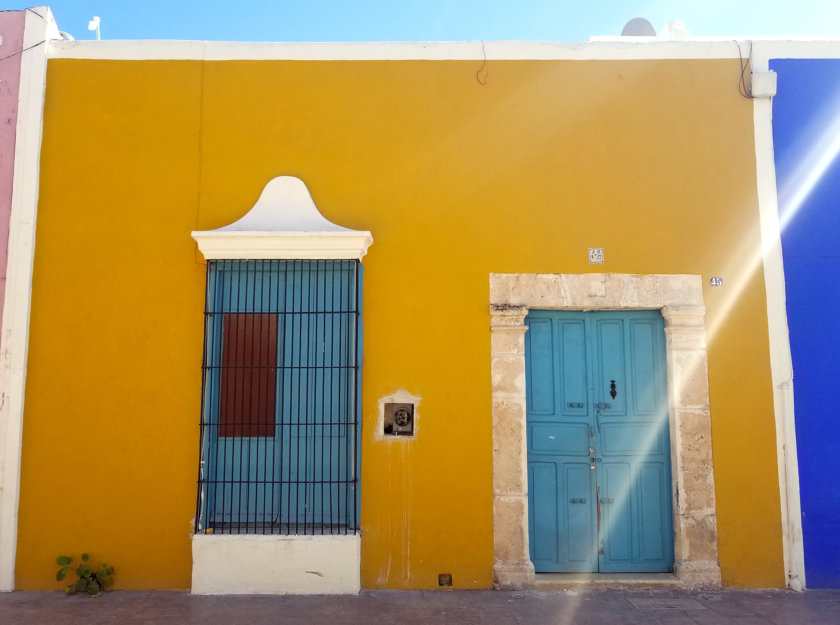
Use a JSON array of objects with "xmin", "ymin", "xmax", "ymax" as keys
[{"xmin": 0, "ymin": 588, "xmax": 839, "ymax": 625}]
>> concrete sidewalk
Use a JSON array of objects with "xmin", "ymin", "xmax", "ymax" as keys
[{"xmin": 0, "ymin": 588, "xmax": 838, "ymax": 625}]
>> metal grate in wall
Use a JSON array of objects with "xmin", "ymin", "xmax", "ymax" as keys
[{"xmin": 195, "ymin": 259, "xmax": 361, "ymax": 535}]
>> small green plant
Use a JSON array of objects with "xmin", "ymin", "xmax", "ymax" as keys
[{"xmin": 56, "ymin": 554, "xmax": 114, "ymax": 597}]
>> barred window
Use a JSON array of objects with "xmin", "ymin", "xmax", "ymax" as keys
[{"xmin": 196, "ymin": 259, "xmax": 361, "ymax": 535}]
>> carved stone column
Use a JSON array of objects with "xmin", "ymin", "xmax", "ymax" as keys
[
  {"xmin": 662, "ymin": 305, "xmax": 722, "ymax": 587},
  {"xmin": 489, "ymin": 304, "xmax": 535, "ymax": 589}
]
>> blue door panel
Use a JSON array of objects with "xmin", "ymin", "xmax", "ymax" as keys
[
  {"xmin": 601, "ymin": 423, "xmax": 665, "ymax": 455},
  {"xmin": 565, "ymin": 463, "xmax": 597, "ymax": 567},
  {"xmin": 630, "ymin": 320, "xmax": 660, "ymax": 415},
  {"xmin": 560, "ymin": 320, "xmax": 588, "ymax": 417},
  {"xmin": 530, "ymin": 424, "xmax": 589, "ymax": 454},
  {"xmin": 639, "ymin": 463, "xmax": 667, "ymax": 562},
  {"xmin": 593, "ymin": 319, "xmax": 627, "ymax": 416},
  {"xmin": 526, "ymin": 310, "xmax": 673, "ymax": 573},
  {"xmin": 526, "ymin": 317, "xmax": 556, "ymax": 415},
  {"xmin": 529, "ymin": 462, "xmax": 559, "ymax": 564},
  {"xmin": 600, "ymin": 462, "xmax": 632, "ymax": 565}
]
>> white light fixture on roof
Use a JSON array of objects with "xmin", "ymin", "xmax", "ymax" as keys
[
  {"xmin": 191, "ymin": 176, "xmax": 373, "ymax": 261},
  {"xmin": 660, "ymin": 21, "xmax": 691, "ymax": 40},
  {"xmin": 87, "ymin": 16, "xmax": 100, "ymax": 40}
]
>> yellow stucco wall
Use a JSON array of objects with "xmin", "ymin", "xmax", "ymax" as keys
[{"xmin": 16, "ymin": 56, "xmax": 784, "ymax": 589}]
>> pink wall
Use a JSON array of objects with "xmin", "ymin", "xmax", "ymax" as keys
[{"xmin": 0, "ymin": 10, "xmax": 25, "ymax": 342}]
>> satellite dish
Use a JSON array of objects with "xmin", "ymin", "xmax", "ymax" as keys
[{"xmin": 621, "ymin": 17, "xmax": 656, "ymax": 36}]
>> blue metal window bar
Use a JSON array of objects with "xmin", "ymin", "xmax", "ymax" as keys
[{"xmin": 195, "ymin": 259, "xmax": 361, "ymax": 535}]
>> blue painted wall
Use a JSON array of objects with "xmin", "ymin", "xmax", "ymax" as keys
[{"xmin": 771, "ymin": 58, "xmax": 840, "ymax": 588}]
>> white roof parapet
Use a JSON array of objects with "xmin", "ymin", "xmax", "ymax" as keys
[
  {"xmin": 50, "ymin": 38, "xmax": 755, "ymax": 61},
  {"xmin": 191, "ymin": 176, "xmax": 373, "ymax": 260}
]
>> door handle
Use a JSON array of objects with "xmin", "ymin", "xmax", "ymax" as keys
[
  {"xmin": 596, "ymin": 403, "xmax": 611, "ymax": 410},
  {"xmin": 598, "ymin": 498, "xmax": 614, "ymax": 504},
  {"xmin": 570, "ymin": 498, "xmax": 587, "ymax": 504},
  {"xmin": 567, "ymin": 402, "xmax": 584, "ymax": 408}
]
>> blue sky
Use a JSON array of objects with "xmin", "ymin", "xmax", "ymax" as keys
[{"xmin": 6, "ymin": 1, "xmax": 840, "ymax": 42}]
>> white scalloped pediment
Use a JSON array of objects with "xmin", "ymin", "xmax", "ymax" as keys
[{"xmin": 192, "ymin": 176, "xmax": 373, "ymax": 260}]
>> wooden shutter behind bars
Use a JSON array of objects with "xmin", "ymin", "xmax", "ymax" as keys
[{"xmin": 219, "ymin": 313, "xmax": 277, "ymax": 437}]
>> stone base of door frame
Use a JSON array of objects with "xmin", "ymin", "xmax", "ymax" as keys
[
  {"xmin": 673, "ymin": 560, "xmax": 723, "ymax": 587},
  {"xmin": 191, "ymin": 534, "xmax": 360, "ymax": 595},
  {"xmin": 494, "ymin": 561, "xmax": 721, "ymax": 590},
  {"xmin": 534, "ymin": 572, "xmax": 680, "ymax": 590},
  {"xmin": 489, "ymin": 273, "xmax": 723, "ymax": 592},
  {"xmin": 493, "ymin": 560, "xmax": 536, "ymax": 590}
]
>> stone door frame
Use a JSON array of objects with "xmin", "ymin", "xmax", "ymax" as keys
[{"xmin": 489, "ymin": 273, "xmax": 721, "ymax": 588}]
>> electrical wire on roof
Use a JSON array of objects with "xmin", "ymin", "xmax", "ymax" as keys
[
  {"xmin": 0, "ymin": 39, "xmax": 46, "ymax": 63},
  {"xmin": 25, "ymin": 7, "xmax": 47, "ymax": 21},
  {"xmin": 476, "ymin": 40, "xmax": 488, "ymax": 86},
  {"xmin": 735, "ymin": 40, "xmax": 755, "ymax": 99},
  {"xmin": 0, "ymin": 8, "xmax": 59, "ymax": 63},
  {"xmin": 0, "ymin": 7, "xmax": 80, "ymax": 63}
]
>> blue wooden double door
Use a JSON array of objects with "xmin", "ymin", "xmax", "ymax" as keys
[{"xmin": 525, "ymin": 310, "xmax": 674, "ymax": 573}]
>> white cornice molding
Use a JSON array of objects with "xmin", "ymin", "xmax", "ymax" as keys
[
  {"xmin": 48, "ymin": 38, "xmax": 755, "ymax": 61},
  {"xmin": 191, "ymin": 176, "xmax": 373, "ymax": 261},
  {"xmin": 191, "ymin": 231, "xmax": 374, "ymax": 260}
]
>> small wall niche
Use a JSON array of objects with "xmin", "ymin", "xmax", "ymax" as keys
[
  {"xmin": 383, "ymin": 403, "xmax": 415, "ymax": 436},
  {"xmin": 377, "ymin": 390, "xmax": 421, "ymax": 440}
]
